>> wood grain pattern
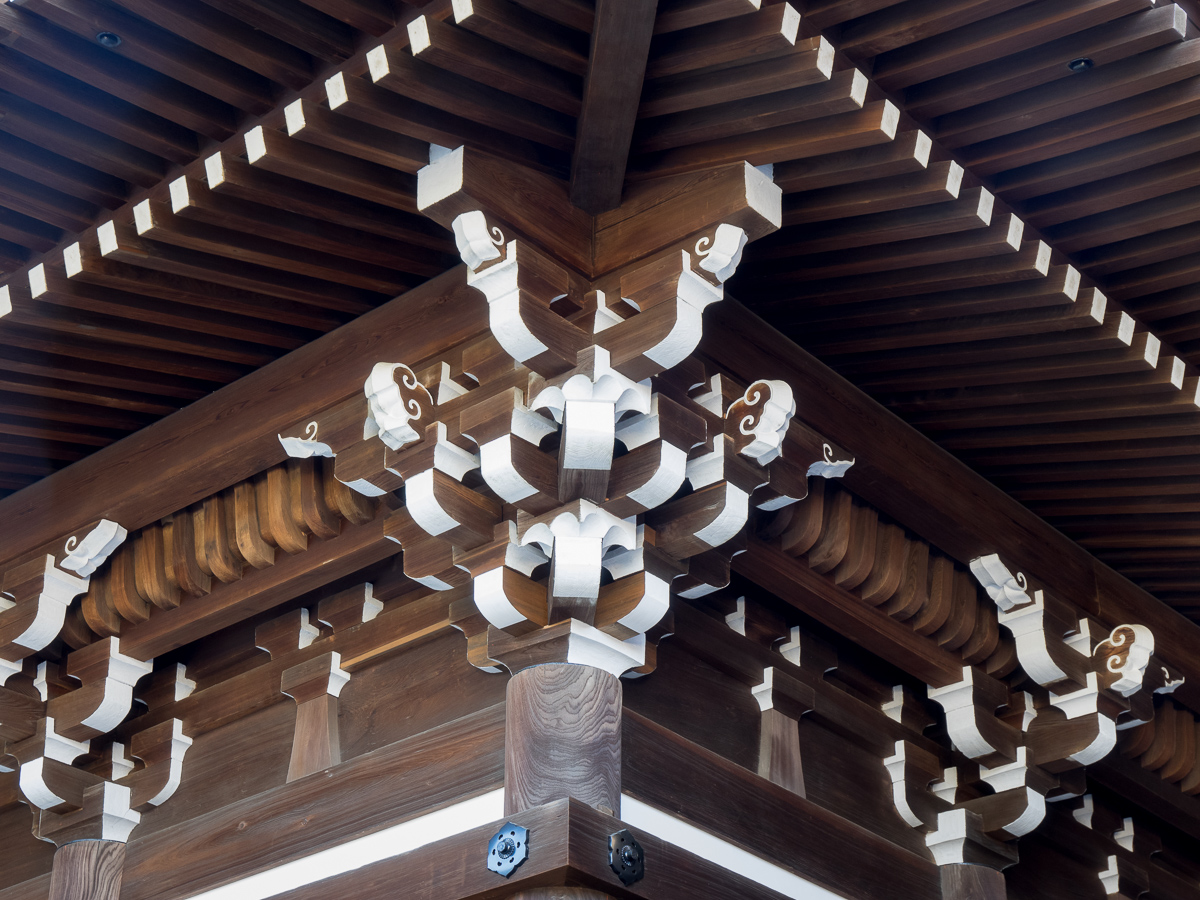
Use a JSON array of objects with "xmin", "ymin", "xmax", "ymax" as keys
[
  {"xmin": 623, "ymin": 712, "xmax": 941, "ymax": 900},
  {"xmin": 941, "ymin": 864, "xmax": 1007, "ymax": 900},
  {"xmin": 506, "ymin": 663, "xmax": 622, "ymax": 816},
  {"xmin": 120, "ymin": 704, "xmax": 506, "ymax": 900},
  {"xmin": 47, "ymin": 841, "xmax": 124, "ymax": 900}
]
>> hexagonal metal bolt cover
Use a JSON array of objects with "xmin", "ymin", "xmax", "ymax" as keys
[
  {"xmin": 487, "ymin": 822, "xmax": 529, "ymax": 878},
  {"xmin": 609, "ymin": 829, "xmax": 644, "ymax": 886}
]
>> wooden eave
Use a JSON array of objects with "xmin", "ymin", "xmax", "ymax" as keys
[{"xmin": 4, "ymin": 2, "xmax": 1200, "ymax": 896}]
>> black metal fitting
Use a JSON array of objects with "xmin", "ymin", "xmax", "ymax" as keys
[
  {"xmin": 487, "ymin": 822, "xmax": 528, "ymax": 877},
  {"xmin": 609, "ymin": 829, "xmax": 644, "ymax": 886}
]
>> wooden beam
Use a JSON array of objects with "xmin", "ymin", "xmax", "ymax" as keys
[
  {"xmin": 569, "ymin": 0, "xmax": 658, "ymax": 213},
  {"xmin": 0, "ymin": 268, "xmax": 485, "ymax": 571},
  {"xmin": 623, "ymin": 712, "xmax": 941, "ymax": 900},
  {"xmin": 702, "ymin": 300, "xmax": 1200, "ymax": 712},
  {"xmin": 120, "ymin": 705, "xmax": 506, "ymax": 900}
]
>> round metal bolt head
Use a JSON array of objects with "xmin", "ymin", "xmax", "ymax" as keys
[
  {"xmin": 487, "ymin": 822, "xmax": 528, "ymax": 878},
  {"xmin": 96, "ymin": 31, "xmax": 122, "ymax": 47},
  {"xmin": 1067, "ymin": 57, "xmax": 1093, "ymax": 72},
  {"xmin": 609, "ymin": 829, "xmax": 644, "ymax": 886}
]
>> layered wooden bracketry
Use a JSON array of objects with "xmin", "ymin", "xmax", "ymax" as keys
[{"xmin": 2, "ymin": 3, "xmax": 1200, "ymax": 900}]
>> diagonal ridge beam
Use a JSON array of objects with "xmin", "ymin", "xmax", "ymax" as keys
[{"xmin": 569, "ymin": 0, "xmax": 659, "ymax": 214}]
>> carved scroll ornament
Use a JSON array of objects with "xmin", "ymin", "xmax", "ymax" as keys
[{"xmin": 277, "ymin": 156, "xmax": 855, "ymax": 677}]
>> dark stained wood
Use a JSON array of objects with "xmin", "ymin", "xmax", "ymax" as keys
[
  {"xmin": 623, "ymin": 711, "xmax": 942, "ymax": 900},
  {"xmin": 121, "ymin": 705, "xmax": 507, "ymax": 900},
  {"xmin": 569, "ymin": 0, "xmax": 658, "ymax": 213},
  {"xmin": 941, "ymin": 864, "xmax": 1007, "ymax": 900},
  {"xmin": 737, "ymin": 538, "xmax": 964, "ymax": 687},
  {"xmin": 47, "ymin": 841, "xmax": 124, "ymax": 900},
  {"xmin": 505, "ymin": 662, "xmax": 622, "ymax": 816},
  {"xmin": 0, "ymin": 269, "xmax": 485, "ymax": 569}
]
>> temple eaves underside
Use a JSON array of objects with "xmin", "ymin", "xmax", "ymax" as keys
[{"xmin": 3, "ymin": 3, "xmax": 1200, "ymax": 900}]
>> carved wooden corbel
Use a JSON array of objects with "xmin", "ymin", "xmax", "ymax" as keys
[
  {"xmin": 927, "ymin": 666, "xmax": 1021, "ymax": 766},
  {"xmin": 1, "ymin": 520, "xmax": 128, "ymax": 683},
  {"xmin": 884, "ymin": 739, "xmax": 954, "ymax": 832}
]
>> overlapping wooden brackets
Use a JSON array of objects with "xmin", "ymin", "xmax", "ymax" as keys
[
  {"xmin": 597, "ymin": 539, "xmax": 685, "ymax": 639},
  {"xmin": 519, "ymin": 499, "xmax": 642, "ymax": 625},
  {"xmin": 393, "ymin": 429, "xmax": 496, "ymax": 551},
  {"xmin": 885, "ymin": 740, "xmax": 955, "ymax": 833},
  {"xmin": 453, "ymin": 224, "xmax": 591, "ymax": 377},
  {"xmin": 384, "ymin": 507, "xmax": 470, "ymax": 591},
  {"xmin": 13, "ymin": 713, "xmax": 191, "ymax": 842},
  {"xmin": 927, "ymin": 666, "xmax": 1022, "ymax": 767},
  {"xmin": 46, "ymin": 637, "xmax": 153, "ymax": 741},
  {"xmin": 970, "ymin": 555, "xmax": 1172, "ymax": 730},
  {"xmin": 923, "ymin": 808, "xmax": 1019, "ymax": 870},
  {"xmin": 282, "ymin": 651, "xmax": 349, "ymax": 782},
  {"xmin": 1, "ymin": 520, "xmax": 127, "ymax": 683},
  {"xmin": 1027, "ymin": 672, "xmax": 1117, "ymax": 772},
  {"xmin": 0, "ymin": 682, "xmax": 43, "ymax": 743},
  {"xmin": 648, "ymin": 434, "xmax": 765, "ymax": 559},
  {"xmin": 962, "ymin": 748, "xmax": 1052, "ymax": 840},
  {"xmin": 421, "ymin": 149, "xmax": 779, "ymax": 382},
  {"xmin": 602, "ymin": 224, "xmax": 754, "ymax": 382},
  {"xmin": 609, "ymin": 392, "xmax": 707, "ymax": 517},
  {"xmin": 752, "ymin": 666, "xmax": 814, "ymax": 796},
  {"xmin": 530, "ymin": 345, "xmax": 653, "ymax": 501},
  {"xmin": 969, "ymin": 554, "xmax": 1101, "ymax": 693},
  {"xmin": 111, "ymin": 717, "xmax": 192, "ymax": 812},
  {"xmin": 460, "ymin": 386, "xmax": 559, "ymax": 513}
]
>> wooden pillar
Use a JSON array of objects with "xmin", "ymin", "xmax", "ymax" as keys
[
  {"xmin": 504, "ymin": 663, "xmax": 622, "ymax": 817},
  {"xmin": 941, "ymin": 864, "xmax": 1007, "ymax": 900},
  {"xmin": 48, "ymin": 840, "xmax": 125, "ymax": 900},
  {"xmin": 282, "ymin": 651, "xmax": 349, "ymax": 782}
]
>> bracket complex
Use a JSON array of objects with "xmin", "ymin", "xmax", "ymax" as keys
[{"xmin": 277, "ymin": 146, "xmax": 854, "ymax": 677}]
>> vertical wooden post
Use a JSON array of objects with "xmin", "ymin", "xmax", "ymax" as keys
[
  {"xmin": 282, "ymin": 651, "xmax": 349, "ymax": 782},
  {"xmin": 941, "ymin": 864, "xmax": 1007, "ymax": 900},
  {"xmin": 752, "ymin": 667, "xmax": 814, "ymax": 797},
  {"xmin": 48, "ymin": 840, "xmax": 125, "ymax": 900},
  {"xmin": 504, "ymin": 663, "xmax": 622, "ymax": 816}
]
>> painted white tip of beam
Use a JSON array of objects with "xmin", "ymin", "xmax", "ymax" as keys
[
  {"xmin": 408, "ymin": 16, "xmax": 431, "ymax": 54},
  {"xmin": 816, "ymin": 37, "xmax": 834, "ymax": 79},
  {"xmin": 1063, "ymin": 265, "xmax": 1081, "ymax": 300},
  {"xmin": 620, "ymin": 795, "xmax": 845, "ymax": 900},
  {"xmin": 179, "ymin": 789, "xmax": 503, "ymax": 900},
  {"xmin": 170, "ymin": 176, "xmax": 192, "ymax": 214},
  {"xmin": 1171, "ymin": 356, "xmax": 1186, "ymax": 389},
  {"xmin": 366, "ymin": 45, "xmax": 389, "ymax": 82},
  {"xmin": 914, "ymin": 131, "xmax": 933, "ymax": 168},
  {"xmin": 284, "ymin": 100, "xmax": 305, "ymax": 136},
  {"xmin": 0, "ymin": 284, "xmax": 9, "ymax": 318},
  {"xmin": 28, "ymin": 263, "xmax": 46, "ymax": 298},
  {"xmin": 133, "ymin": 200, "xmax": 154, "ymax": 235},
  {"xmin": 325, "ymin": 72, "xmax": 349, "ymax": 109},
  {"xmin": 451, "ymin": 0, "xmax": 474, "ymax": 22},
  {"xmin": 245, "ymin": 126, "xmax": 267, "ymax": 165},
  {"xmin": 849, "ymin": 70, "xmax": 868, "ymax": 109},
  {"xmin": 881, "ymin": 102, "xmax": 901, "ymax": 140},
  {"xmin": 780, "ymin": 3, "xmax": 800, "ymax": 43},
  {"xmin": 204, "ymin": 153, "xmax": 226, "ymax": 188}
]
